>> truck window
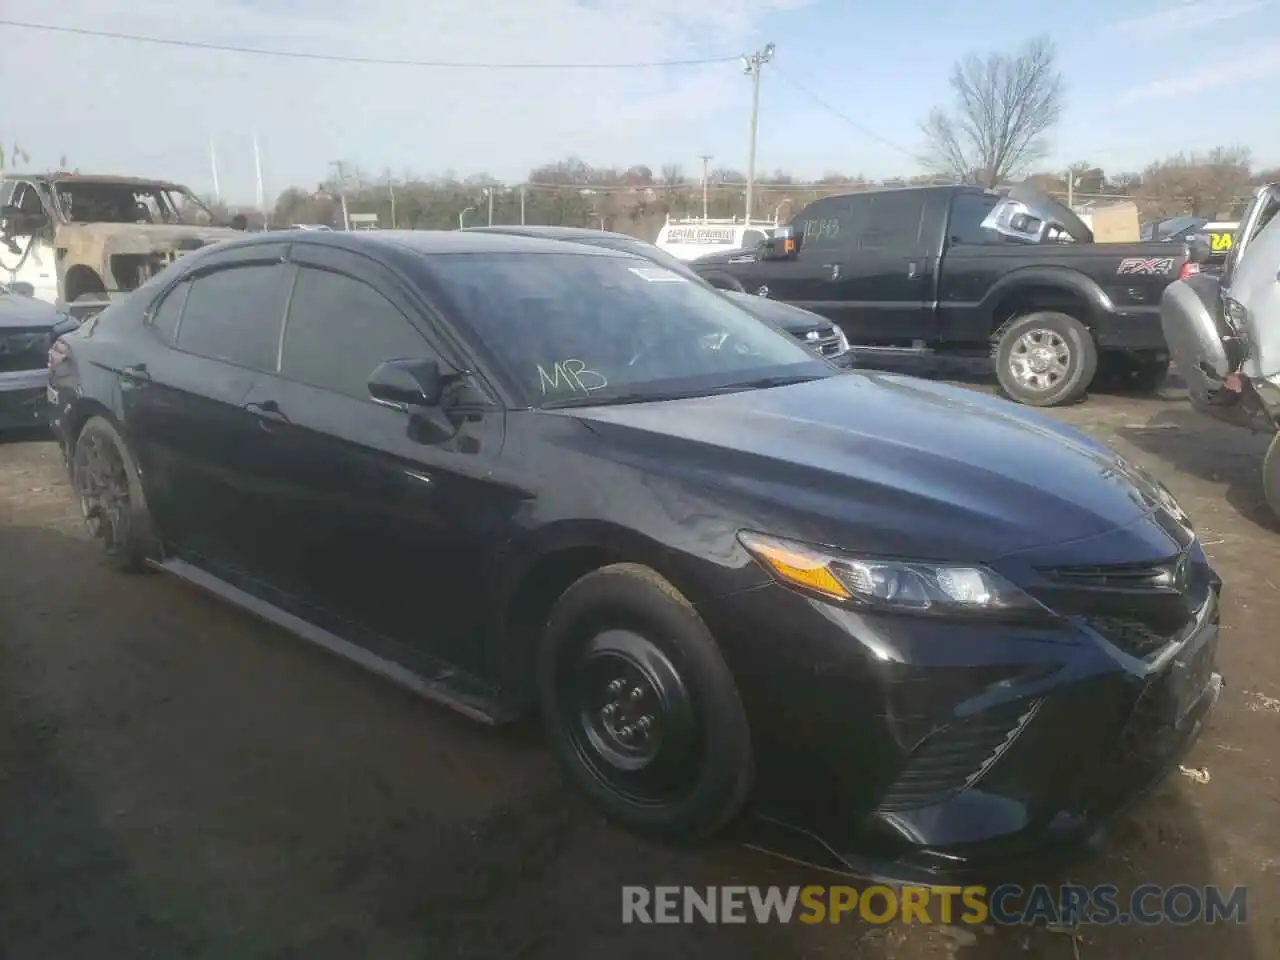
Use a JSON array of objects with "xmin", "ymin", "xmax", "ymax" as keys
[
  {"xmin": 946, "ymin": 192, "xmax": 1001, "ymax": 245},
  {"xmin": 798, "ymin": 196, "xmax": 865, "ymax": 253},
  {"xmin": 861, "ymin": 191, "xmax": 928, "ymax": 248}
]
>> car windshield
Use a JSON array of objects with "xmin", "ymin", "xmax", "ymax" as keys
[
  {"xmin": 421, "ymin": 251, "xmax": 831, "ymax": 407},
  {"xmin": 52, "ymin": 181, "xmax": 215, "ymax": 226}
]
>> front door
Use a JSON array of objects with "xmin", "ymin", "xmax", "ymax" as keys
[
  {"xmin": 0, "ymin": 180, "xmax": 59, "ymax": 304},
  {"xmin": 236, "ymin": 248, "xmax": 509, "ymax": 675}
]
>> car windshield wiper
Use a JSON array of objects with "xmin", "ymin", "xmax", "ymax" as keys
[{"xmin": 542, "ymin": 388, "xmax": 715, "ymax": 408}]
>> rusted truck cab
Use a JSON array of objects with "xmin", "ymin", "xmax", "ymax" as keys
[{"xmin": 0, "ymin": 173, "xmax": 239, "ymax": 319}]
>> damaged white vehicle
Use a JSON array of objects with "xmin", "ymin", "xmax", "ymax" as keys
[
  {"xmin": 1161, "ymin": 182, "xmax": 1280, "ymax": 515},
  {"xmin": 0, "ymin": 173, "xmax": 241, "ymax": 319}
]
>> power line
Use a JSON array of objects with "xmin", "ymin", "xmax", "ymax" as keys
[
  {"xmin": 770, "ymin": 69, "xmax": 915, "ymax": 158},
  {"xmin": 0, "ymin": 19, "xmax": 741, "ymax": 69}
]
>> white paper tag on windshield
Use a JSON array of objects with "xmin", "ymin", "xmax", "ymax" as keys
[{"xmin": 628, "ymin": 266, "xmax": 687, "ymax": 282}]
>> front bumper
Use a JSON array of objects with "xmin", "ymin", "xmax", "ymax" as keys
[
  {"xmin": 700, "ymin": 558, "xmax": 1223, "ymax": 885},
  {"xmin": 0, "ymin": 370, "xmax": 50, "ymax": 430}
]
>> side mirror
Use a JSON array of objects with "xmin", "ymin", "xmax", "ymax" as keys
[
  {"xmin": 760, "ymin": 223, "xmax": 801, "ymax": 260},
  {"xmin": 10, "ymin": 281, "xmax": 35, "ymax": 297},
  {"xmin": 368, "ymin": 358, "xmax": 445, "ymax": 409},
  {"xmin": 1187, "ymin": 234, "xmax": 1213, "ymax": 265}
]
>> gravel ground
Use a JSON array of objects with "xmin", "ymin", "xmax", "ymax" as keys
[{"xmin": 1, "ymin": 378, "xmax": 1278, "ymax": 959}]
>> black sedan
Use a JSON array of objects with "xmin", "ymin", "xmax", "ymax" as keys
[
  {"xmin": 464, "ymin": 225, "xmax": 853, "ymax": 366},
  {"xmin": 47, "ymin": 229, "xmax": 1222, "ymax": 882},
  {"xmin": 0, "ymin": 281, "xmax": 77, "ymax": 431}
]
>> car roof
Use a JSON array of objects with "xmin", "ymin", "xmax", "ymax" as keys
[
  {"xmin": 3, "ymin": 172, "xmax": 194, "ymax": 190},
  {"xmin": 191, "ymin": 228, "xmax": 644, "ymax": 259},
  {"xmin": 464, "ymin": 225, "xmax": 645, "ymax": 243}
]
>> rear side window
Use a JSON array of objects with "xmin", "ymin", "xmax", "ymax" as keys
[
  {"xmin": 946, "ymin": 192, "xmax": 1001, "ymax": 246},
  {"xmin": 279, "ymin": 267, "xmax": 437, "ymax": 399},
  {"xmin": 798, "ymin": 196, "xmax": 864, "ymax": 252},
  {"xmin": 149, "ymin": 282, "xmax": 188, "ymax": 343},
  {"xmin": 175, "ymin": 264, "xmax": 291, "ymax": 371},
  {"xmin": 861, "ymin": 192, "xmax": 928, "ymax": 248}
]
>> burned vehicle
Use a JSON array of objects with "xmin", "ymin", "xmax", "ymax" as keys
[
  {"xmin": 1161, "ymin": 183, "xmax": 1280, "ymax": 515},
  {"xmin": 0, "ymin": 173, "xmax": 239, "ymax": 319}
]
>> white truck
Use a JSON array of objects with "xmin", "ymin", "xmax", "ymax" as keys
[{"xmin": 652, "ymin": 215, "xmax": 776, "ymax": 262}]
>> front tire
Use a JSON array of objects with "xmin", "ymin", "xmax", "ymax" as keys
[
  {"xmin": 1264, "ymin": 434, "xmax": 1280, "ymax": 520},
  {"xmin": 70, "ymin": 416, "xmax": 156, "ymax": 572},
  {"xmin": 537, "ymin": 563, "xmax": 753, "ymax": 839},
  {"xmin": 994, "ymin": 311, "xmax": 1098, "ymax": 407}
]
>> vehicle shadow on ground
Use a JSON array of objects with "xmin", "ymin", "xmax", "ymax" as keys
[
  {"xmin": 1120, "ymin": 406, "xmax": 1280, "ymax": 533},
  {"xmin": 0, "ymin": 522, "xmax": 1254, "ymax": 959},
  {"xmin": 0, "ymin": 426, "xmax": 52, "ymax": 446}
]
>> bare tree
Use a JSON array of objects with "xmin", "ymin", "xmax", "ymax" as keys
[
  {"xmin": 920, "ymin": 36, "xmax": 1064, "ymax": 187},
  {"xmin": 1138, "ymin": 147, "xmax": 1252, "ymax": 219}
]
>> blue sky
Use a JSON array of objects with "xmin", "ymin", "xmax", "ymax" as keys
[{"xmin": 2, "ymin": 0, "xmax": 1277, "ymax": 203}]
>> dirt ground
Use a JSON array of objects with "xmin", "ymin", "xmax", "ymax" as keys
[{"xmin": 2, "ymin": 377, "xmax": 1278, "ymax": 960}]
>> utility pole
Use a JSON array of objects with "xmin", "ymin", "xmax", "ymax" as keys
[
  {"xmin": 698, "ymin": 154, "xmax": 713, "ymax": 219},
  {"xmin": 209, "ymin": 136, "xmax": 221, "ymax": 202},
  {"xmin": 1066, "ymin": 172, "xmax": 1077, "ymax": 209},
  {"xmin": 252, "ymin": 132, "xmax": 264, "ymax": 213},
  {"xmin": 520, "ymin": 184, "xmax": 526, "ymax": 225},
  {"xmin": 386, "ymin": 170, "xmax": 396, "ymax": 228},
  {"xmin": 741, "ymin": 43, "xmax": 775, "ymax": 225},
  {"xmin": 487, "ymin": 186, "xmax": 494, "ymax": 226},
  {"xmin": 330, "ymin": 161, "xmax": 350, "ymax": 231}
]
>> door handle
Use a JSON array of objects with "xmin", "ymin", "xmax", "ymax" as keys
[
  {"xmin": 907, "ymin": 262, "xmax": 927, "ymax": 280},
  {"xmin": 120, "ymin": 363, "xmax": 151, "ymax": 385},
  {"xmin": 823, "ymin": 263, "xmax": 841, "ymax": 280},
  {"xmin": 244, "ymin": 399, "xmax": 290, "ymax": 427}
]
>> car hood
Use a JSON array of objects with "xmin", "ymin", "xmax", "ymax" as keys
[
  {"xmin": 689, "ymin": 247, "xmax": 757, "ymax": 269},
  {"xmin": 565, "ymin": 372, "xmax": 1168, "ymax": 561},
  {"xmin": 0, "ymin": 292, "xmax": 65, "ymax": 329},
  {"xmin": 723, "ymin": 290, "xmax": 826, "ymax": 332}
]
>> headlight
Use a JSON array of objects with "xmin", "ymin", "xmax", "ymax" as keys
[
  {"xmin": 833, "ymin": 325, "xmax": 850, "ymax": 354},
  {"xmin": 737, "ymin": 531, "xmax": 1045, "ymax": 617}
]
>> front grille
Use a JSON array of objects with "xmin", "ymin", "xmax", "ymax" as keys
[
  {"xmin": 877, "ymin": 699, "xmax": 1041, "ymax": 812},
  {"xmin": 1040, "ymin": 557, "xmax": 1179, "ymax": 591},
  {"xmin": 0, "ymin": 328, "xmax": 50, "ymax": 374},
  {"xmin": 792, "ymin": 326, "xmax": 845, "ymax": 357}
]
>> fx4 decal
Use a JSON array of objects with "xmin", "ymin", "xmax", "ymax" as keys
[{"xmin": 1116, "ymin": 257, "xmax": 1176, "ymax": 276}]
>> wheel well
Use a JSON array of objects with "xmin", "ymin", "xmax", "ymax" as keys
[
  {"xmin": 63, "ymin": 400, "xmax": 117, "ymax": 454},
  {"xmin": 64, "ymin": 266, "xmax": 107, "ymax": 302},
  {"xmin": 504, "ymin": 545, "xmax": 619, "ymax": 657},
  {"xmin": 990, "ymin": 285, "xmax": 1094, "ymax": 337}
]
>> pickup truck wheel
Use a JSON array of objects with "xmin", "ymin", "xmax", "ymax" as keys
[
  {"xmin": 1264, "ymin": 434, "xmax": 1280, "ymax": 520},
  {"xmin": 538, "ymin": 563, "xmax": 753, "ymax": 839},
  {"xmin": 994, "ymin": 311, "xmax": 1098, "ymax": 407}
]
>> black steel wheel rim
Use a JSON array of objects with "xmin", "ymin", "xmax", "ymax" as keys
[
  {"xmin": 74, "ymin": 433, "xmax": 129, "ymax": 551},
  {"xmin": 563, "ymin": 628, "xmax": 702, "ymax": 805}
]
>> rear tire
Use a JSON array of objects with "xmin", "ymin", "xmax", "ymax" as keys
[
  {"xmin": 70, "ymin": 416, "xmax": 156, "ymax": 572},
  {"xmin": 537, "ymin": 563, "xmax": 753, "ymax": 839},
  {"xmin": 994, "ymin": 311, "xmax": 1098, "ymax": 407}
]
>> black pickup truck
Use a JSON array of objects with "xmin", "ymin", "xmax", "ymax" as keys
[{"xmin": 689, "ymin": 184, "xmax": 1196, "ymax": 406}]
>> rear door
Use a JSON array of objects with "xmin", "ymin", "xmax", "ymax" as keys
[
  {"xmin": 236, "ymin": 244, "xmax": 508, "ymax": 675},
  {"xmin": 120, "ymin": 245, "xmax": 293, "ymax": 575}
]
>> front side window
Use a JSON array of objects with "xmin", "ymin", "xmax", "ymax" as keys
[
  {"xmin": 420, "ymin": 251, "xmax": 830, "ymax": 407},
  {"xmin": 797, "ymin": 197, "xmax": 858, "ymax": 253},
  {"xmin": 175, "ymin": 264, "xmax": 291, "ymax": 371},
  {"xmin": 280, "ymin": 267, "xmax": 436, "ymax": 399}
]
